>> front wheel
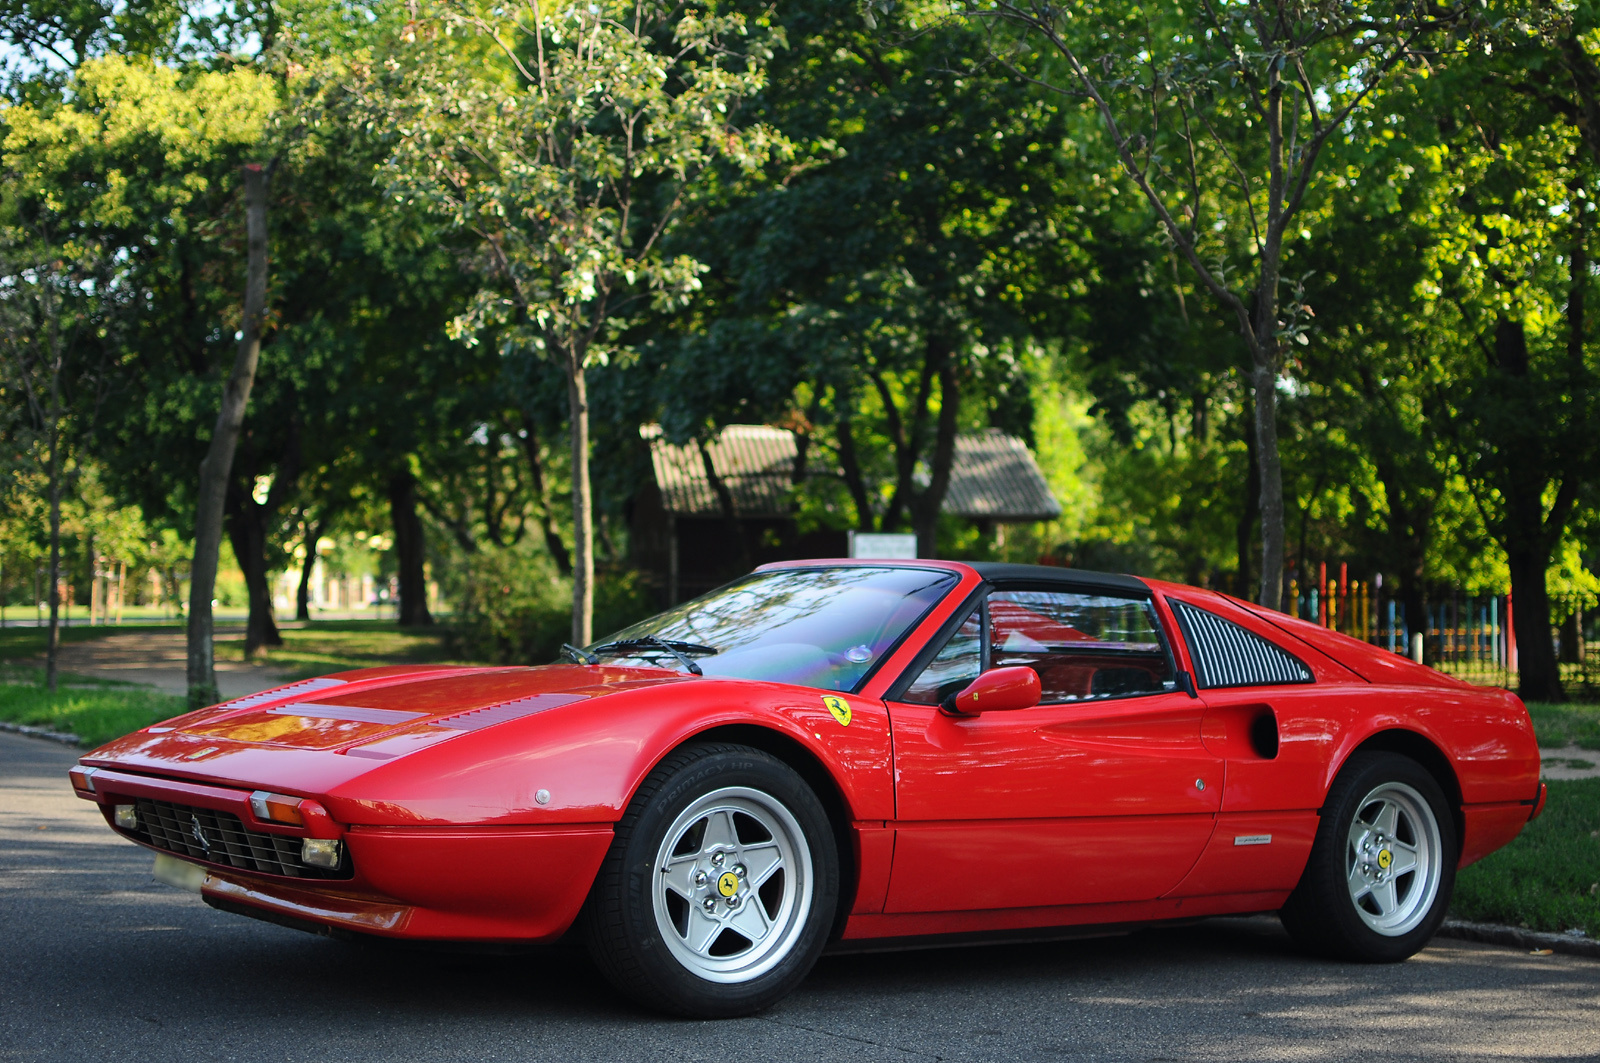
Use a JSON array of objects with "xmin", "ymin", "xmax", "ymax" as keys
[
  {"xmin": 1280, "ymin": 751, "xmax": 1456, "ymax": 962},
  {"xmin": 585, "ymin": 743, "xmax": 838, "ymax": 1017}
]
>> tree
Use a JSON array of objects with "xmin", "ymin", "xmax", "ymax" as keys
[
  {"xmin": 650, "ymin": 1, "xmax": 1084, "ymax": 556},
  {"xmin": 4, "ymin": 54, "xmax": 282, "ymax": 705},
  {"xmin": 972, "ymin": 0, "xmax": 1466, "ymax": 608},
  {"xmin": 379, "ymin": 0, "xmax": 785, "ymax": 643},
  {"xmin": 0, "ymin": 237, "xmax": 108, "ymax": 690},
  {"xmin": 1408, "ymin": 18, "xmax": 1600, "ymax": 700},
  {"xmin": 187, "ymin": 161, "xmax": 272, "ymax": 705}
]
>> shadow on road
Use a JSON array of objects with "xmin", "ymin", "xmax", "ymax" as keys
[{"xmin": 5, "ymin": 730, "xmax": 1596, "ymax": 1062}]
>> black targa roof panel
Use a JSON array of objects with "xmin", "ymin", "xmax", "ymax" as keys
[{"xmin": 968, "ymin": 563, "xmax": 1150, "ymax": 597}]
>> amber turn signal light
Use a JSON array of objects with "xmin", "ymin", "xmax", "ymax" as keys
[
  {"xmin": 249, "ymin": 791, "xmax": 306, "ymax": 826},
  {"xmin": 68, "ymin": 766, "xmax": 97, "ymax": 793}
]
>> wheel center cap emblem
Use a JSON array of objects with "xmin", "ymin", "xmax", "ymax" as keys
[
  {"xmin": 717, "ymin": 871, "xmax": 740, "ymax": 897},
  {"xmin": 1377, "ymin": 848, "xmax": 1392, "ymax": 870},
  {"xmin": 189, "ymin": 814, "xmax": 211, "ymax": 855}
]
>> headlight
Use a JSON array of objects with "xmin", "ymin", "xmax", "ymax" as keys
[
  {"xmin": 114, "ymin": 804, "xmax": 138, "ymax": 829},
  {"xmin": 300, "ymin": 838, "xmax": 342, "ymax": 869}
]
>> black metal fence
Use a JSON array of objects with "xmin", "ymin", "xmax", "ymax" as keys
[{"xmin": 1286, "ymin": 573, "xmax": 1599, "ymax": 697}]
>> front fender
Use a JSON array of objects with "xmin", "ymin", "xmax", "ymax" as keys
[{"xmin": 321, "ymin": 678, "xmax": 890, "ymax": 827}]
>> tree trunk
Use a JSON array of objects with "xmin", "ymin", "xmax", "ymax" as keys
[
  {"xmin": 518, "ymin": 416, "xmax": 572, "ymax": 575},
  {"xmin": 699, "ymin": 437, "xmax": 752, "ymax": 570},
  {"xmin": 878, "ymin": 356, "xmax": 937, "ymax": 534},
  {"xmin": 295, "ymin": 515, "xmax": 323, "ymax": 622},
  {"xmin": 910, "ymin": 354, "xmax": 960, "ymax": 558},
  {"xmin": 226, "ymin": 485, "xmax": 282, "ymax": 657},
  {"xmin": 389, "ymin": 469, "xmax": 433, "ymax": 626},
  {"xmin": 44, "ymin": 415, "xmax": 62, "ymax": 693},
  {"xmin": 1236, "ymin": 403, "xmax": 1260, "ymax": 600},
  {"xmin": 1509, "ymin": 547, "xmax": 1563, "ymax": 702},
  {"xmin": 1490, "ymin": 316, "xmax": 1568, "ymax": 701},
  {"xmin": 566, "ymin": 350, "xmax": 593, "ymax": 645},
  {"xmin": 187, "ymin": 163, "xmax": 270, "ymax": 709},
  {"xmin": 835, "ymin": 413, "xmax": 874, "ymax": 531},
  {"xmin": 1252, "ymin": 357, "xmax": 1286, "ymax": 610}
]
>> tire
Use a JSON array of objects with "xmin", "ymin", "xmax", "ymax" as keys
[
  {"xmin": 1280, "ymin": 751, "xmax": 1457, "ymax": 962},
  {"xmin": 585, "ymin": 742, "xmax": 839, "ymax": 1017}
]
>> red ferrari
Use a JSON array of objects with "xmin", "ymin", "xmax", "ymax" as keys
[{"xmin": 70, "ymin": 561, "xmax": 1543, "ymax": 1016}]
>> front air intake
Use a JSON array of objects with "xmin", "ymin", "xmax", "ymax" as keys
[{"xmin": 122, "ymin": 798, "xmax": 352, "ymax": 880}]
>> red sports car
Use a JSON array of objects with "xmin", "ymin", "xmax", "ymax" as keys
[{"xmin": 70, "ymin": 561, "xmax": 1543, "ymax": 1016}]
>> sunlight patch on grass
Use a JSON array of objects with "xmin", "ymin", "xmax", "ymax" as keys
[
  {"xmin": 216, "ymin": 622, "xmax": 464, "ymax": 679},
  {"xmin": 0, "ymin": 681, "xmax": 185, "ymax": 749}
]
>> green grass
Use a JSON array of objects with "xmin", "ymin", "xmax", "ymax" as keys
[
  {"xmin": 1447, "ymin": 701, "xmax": 1600, "ymax": 935},
  {"xmin": 216, "ymin": 621, "xmax": 464, "ymax": 679},
  {"xmin": 0, "ymin": 681, "xmax": 186, "ymax": 749},
  {"xmin": 0, "ymin": 620, "xmax": 464, "ymax": 747},
  {"xmin": 1524, "ymin": 701, "xmax": 1600, "ymax": 750},
  {"xmin": 1453, "ymin": 777, "xmax": 1600, "ymax": 937},
  {"xmin": 0, "ymin": 623, "xmax": 177, "ymax": 662}
]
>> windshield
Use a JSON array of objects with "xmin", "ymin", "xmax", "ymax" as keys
[{"xmin": 589, "ymin": 566, "xmax": 959, "ymax": 692}]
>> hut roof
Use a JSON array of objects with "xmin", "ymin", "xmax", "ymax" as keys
[{"xmin": 644, "ymin": 425, "xmax": 1060, "ymax": 522}]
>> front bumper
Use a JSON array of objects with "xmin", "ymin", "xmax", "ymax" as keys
[{"xmin": 74, "ymin": 768, "xmax": 612, "ymax": 941}]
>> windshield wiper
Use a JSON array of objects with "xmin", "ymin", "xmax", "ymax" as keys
[
  {"xmin": 561, "ymin": 643, "xmax": 599, "ymax": 665},
  {"xmin": 588, "ymin": 636, "xmax": 715, "ymax": 676}
]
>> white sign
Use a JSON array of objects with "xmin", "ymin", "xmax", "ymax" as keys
[{"xmin": 848, "ymin": 532, "xmax": 918, "ymax": 559}]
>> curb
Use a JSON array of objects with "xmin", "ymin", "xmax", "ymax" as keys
[
  {"xmin": 0, "ymin": 721, "xmax": 81, "ymax": 747},
  {"xmin": 1439, "ymin": 919, "xmax": 1600, "ymax": 960}
]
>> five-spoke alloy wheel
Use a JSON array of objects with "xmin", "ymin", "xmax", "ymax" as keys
[
  {"xmin": 586, "ymin": 743, "xmax": 838, "ymax": 1017},
  {"xmin": 1281, "ymin": 751, "xmax": 1457, "ymax": 962},
  {"xmin": 1343, "ymin": 780, "xmax": 1443, "ymax": 937}
]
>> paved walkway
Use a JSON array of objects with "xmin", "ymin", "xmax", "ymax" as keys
[
  {"xmin": 4, "ymin": 729, "xmax": 1599, "ymax": 1062},
  {"xmin": 37, "ymin": 630, "xmax": 295, "ymax": 699}
]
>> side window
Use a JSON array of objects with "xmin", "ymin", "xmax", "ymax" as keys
[
  {"xmin": 1169, "ymin": 600, "xmax": 1312, "ymax": 688},
  {"xmin": 901, "ymin": 609, "xmax": 982, "ymax": 705},
  {"xmin": 989, "ymin": 590, "xmax": 1175, "ymax": 703}
]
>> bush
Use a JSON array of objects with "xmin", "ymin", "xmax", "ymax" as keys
[{"xmin": 448, "ymin": 548, "xmax": 657, "ymax": 665}]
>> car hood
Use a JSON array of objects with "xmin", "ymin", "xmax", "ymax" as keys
[{"xmin": 81, "ymin": 663, "xmax": 691, "ymax": 790}]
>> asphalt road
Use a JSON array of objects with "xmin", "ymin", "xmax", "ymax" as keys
[{"xmin": 4, "ymin": 730, "xmax": 1598, "ymax": 1063}]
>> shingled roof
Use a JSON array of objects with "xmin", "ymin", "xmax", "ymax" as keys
[
  {"xmin": 943, "ymin": 429, "xmax": 1063, "ymax": 521},
  {"xmin": 644, "ymin": 425, "xmax": 1061, "ymax": 522}
]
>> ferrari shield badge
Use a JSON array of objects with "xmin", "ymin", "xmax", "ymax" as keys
[{"xmin": 821, "ymin": 695, "xmax": 852, "ymax": 727}]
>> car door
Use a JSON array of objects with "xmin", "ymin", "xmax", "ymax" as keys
[
  {"xmin": 1158, "ymin": 593, "xmax": 1328, "ymax": 899},
  {"xmin": 883, "ymin": 584, "xmax": 1223, "ymax": 914}
]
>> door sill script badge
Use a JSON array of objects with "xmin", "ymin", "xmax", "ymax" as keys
[{"xmin": 1233, "ymin": 834, "xmax": 1272, "ymax": 846}]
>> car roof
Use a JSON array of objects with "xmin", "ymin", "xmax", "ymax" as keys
[{"xmin": 967, "ymin": 562, "xmax": 1150, "ymax": 596}]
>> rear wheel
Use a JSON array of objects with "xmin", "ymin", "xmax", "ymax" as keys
[
  {"xmin": 1281, "ymin": 751, "xmax": 1456, "ymax": 962},
  {"xmin": 585, "ymin": 743, "xmax": 838, "ymax": 1017}
]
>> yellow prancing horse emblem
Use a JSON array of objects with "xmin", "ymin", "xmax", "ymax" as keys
[
  {"xmin": 717, "ymin": 871, "xmax": 740, "ymax": 897},
  {"xmin": 822, "ymin": 695, "xmax": 851, "ymax": 727},
  {"xmin": 1377, "ymin": 848, "xmax": 1393, "ymax": 870}
]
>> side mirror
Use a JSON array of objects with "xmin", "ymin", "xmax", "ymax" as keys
[{"xmin": 941, "ymin": 666, "xmax": 1042, "ymax": 717}]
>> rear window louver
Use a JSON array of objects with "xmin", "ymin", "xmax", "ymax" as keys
[{"xmin": 1170, "ymin": 600, "xmax": 1313, "ymax": 689}]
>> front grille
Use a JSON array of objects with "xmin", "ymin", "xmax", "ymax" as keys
[{"xmin": 126, "ymin": 798, "xmax": 351, "ymax": 880}]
